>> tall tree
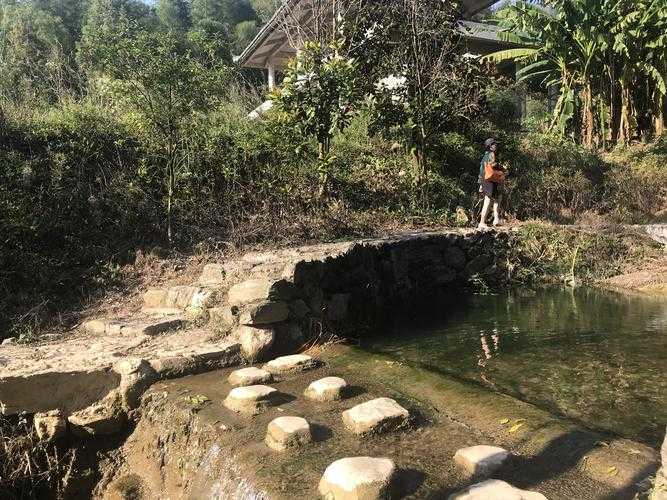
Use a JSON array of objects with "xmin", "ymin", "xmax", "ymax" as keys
[
  {"xmin": 362, "ymin": 0, "xmax": 489, "ymax": 206},
  {"xmin": 0, "ymin": 2, "xmax": 73, "ymax": 102},
  {"xmin": 96, "ymin": 24, "xmax": 231, "ymax": 242},
  {"xmin": 156, "ymin": 0, "xmax": 190, "ymax": 32}
]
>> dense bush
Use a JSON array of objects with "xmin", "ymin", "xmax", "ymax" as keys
[{"xmin": 1, "ymin": 95, "xmax": 665, "ymax": 338}]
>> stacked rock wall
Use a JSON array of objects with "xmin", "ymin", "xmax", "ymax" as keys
[{"xmin": 216, "ymin": 230, "xmax": 511, "ymax": 353}]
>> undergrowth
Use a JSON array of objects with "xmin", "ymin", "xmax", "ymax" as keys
[{"xmin": 0, "ymin": 415, "xmax": 75, "ymax": 499}]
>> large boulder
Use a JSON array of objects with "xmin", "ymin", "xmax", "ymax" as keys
[{"xmin": 318, "ymin": 457, "xmax": 396, "ymax": 500}]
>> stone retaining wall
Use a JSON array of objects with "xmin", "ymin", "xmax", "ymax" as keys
[{"xmin": 214, "ymin": 230, "xmax": 511, "ymax": 353}]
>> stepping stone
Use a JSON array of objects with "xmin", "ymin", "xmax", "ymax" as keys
[
  {"xmin": 304, "ymin": 377, "xmax": 348, "ymax": 401},
  {"xmin": 342, "ymin": 398, "xmax": 409, "ymax": 435},
  {"xmin": 265, "ymin": 416, "xmax": 312, "ymax": 451},
  {"xmin": 228, "ymin": 367, "xmax": 273, "ymax": 387},
  {"xmin": 448, "ymin": 479, "xmax": 547, "ymax": 500},
  {"xmin": 454, "ymin": 445, "xmax": 510, "ymax": 477},
  {"xmin": 263, "ymin": 354, "xmax": 318, "ymax": 375},
  {"xmin": 319, "ymin": 457, "xmax": 396, "ymax": 500},
  {"xmin": 223, "ymin": 385, "xmax": 279, "ymax": 415}
]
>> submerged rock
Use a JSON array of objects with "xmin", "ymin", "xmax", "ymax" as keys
[
  {"xmin": 342, "ymin": 398, "xmax": 409, "ymax": 435},
  {"xmin": 454, "ymin": 445, "xmax": 510, "ymax": 477},
  {"xmin": 265, "ymin": 416, "xmax": 311, "ymax": 451},
  {"xmin": 304, "ymin": 377, "xmax": 348, "ymax": 402},
  {"xmin": 448, "ymin": 480, "xmax": 547, "ymax": 500},
  {"xmin": 318, "ymin": 456, "xmax": 396, "ymax": 500}
]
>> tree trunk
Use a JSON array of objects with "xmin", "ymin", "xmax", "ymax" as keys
[
  {"xmin": 618, "ymin": 73, "xmax": 635, "ymax": 146},
  {"xmin": 580, "ymin": 84, "xmax": 594, "ymax": 148},
  {"xmin": 652, "ymin": 90, "xmax": 666, "ymax": 138}
]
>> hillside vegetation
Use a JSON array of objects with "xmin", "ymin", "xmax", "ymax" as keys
[{"xmin": 0, "ymin": 0, "xmax": 666, "ymax": 338}]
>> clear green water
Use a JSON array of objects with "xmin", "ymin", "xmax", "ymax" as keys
[{"xmin": 363, "ymin": 287, "xmax": 667, "ymax": 447}]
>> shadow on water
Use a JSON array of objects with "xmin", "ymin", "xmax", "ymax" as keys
[{"xmin": 425, "ymin": 430, "xmax": 655, "ymax": 500}]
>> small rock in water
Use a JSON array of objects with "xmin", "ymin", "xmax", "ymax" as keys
[
  {"xmin": 319, "ymin": 457, "xmax": 396, "ymax": 500},
  {"xmin": 454, "ymin": 445, "xmax": 510, "ymax": 477},
  {"xmin": 448, "ymin": 479, "xmax": 547, "ymax": 500},
  {"xmin": 265, "ymin": 416, "xmax": 311, "ymax": 451},
  {"xmin": 304, "ymin": 377, "xmax": 348, "ymax": 402},
  {"xmin": 34, "ymin": 410, "xmax": 67, "ymax": 441},
  {"xmin": 342, "ymin": 397, "xmax": 409, "ymax": 435},
  {"xmin": 263, "ymin": 354, "xmax": 318, "ymax": 375},
  {"xmin": 228, "ymin": 367, "xmax": 273, "ymax": 387},
  {"xmin": 223, "ymin": 385, "xmax": 279, "ymax": 415}
]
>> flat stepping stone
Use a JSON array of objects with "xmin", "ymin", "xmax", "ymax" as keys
[
  {"xmin": 223, "ymin": 385, "xmax": 279, "ymax": 415},
  {"xmin": 265, "ymin": 416, "xmax": 312, "ymax": 451},
  {"xmin": 263, "ymin": 354, "xmax": 318, "ymax": 375},
  {"xmin": 454, "ymin": 445, "xmax": 510, "ymax": 477},
  {"xmin": 304, "ymin": 377, "xmax": 348, "ymax": 401},
  {"xmin": 448, "ymin": 479, "xmax": 547, "ymax": 500},
  {"xmin": 228, "ymin": 367, "xmax": 273, "ymax": 387},
  {"xmin": 342, "ymin": 398, "xmax": 409, "ymax": 435},
  {"xmin": 319, "ymin": 457, "xmax": 396, "ymax": 500}
]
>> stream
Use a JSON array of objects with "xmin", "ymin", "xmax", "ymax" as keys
[{"xmin": 363, "ymin": 287, "xmax": 667, "ymax": 447}]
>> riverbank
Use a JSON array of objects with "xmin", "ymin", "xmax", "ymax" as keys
[
  {"xmin": 0, "ymin": 224, "xmax": 665, "ymax": 498},
  {"xmin": 93, "ymin": 345, "xmax": 658, "ymax": 499}
]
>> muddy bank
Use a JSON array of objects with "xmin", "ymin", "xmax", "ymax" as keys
[{"xmin": 96, "ymin": 346, "xmax": 658, "ymax": 500}]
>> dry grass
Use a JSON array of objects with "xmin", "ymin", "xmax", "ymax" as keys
[{"xmin": 0, "ymin": 415, "xmax": 76, "ymax": 499}]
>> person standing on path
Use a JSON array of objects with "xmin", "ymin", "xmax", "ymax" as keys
[{"xmin": 478, "ymin": 138, "xmax": 506, "ymax": 229}]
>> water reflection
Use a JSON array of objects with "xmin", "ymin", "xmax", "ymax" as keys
[{"xmin": 364, "ymin": 288, "xmax": 667, "ymax": 447}]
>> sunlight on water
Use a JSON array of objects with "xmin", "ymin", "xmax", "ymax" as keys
[{"xmin": 364, "ymin": 287, "xmax": 667, "ymax": 447}]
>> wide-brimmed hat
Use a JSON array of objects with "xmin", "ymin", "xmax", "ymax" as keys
[{"xmin": 484, "ymin": 138, "xmax": 499, "ymax": 149}]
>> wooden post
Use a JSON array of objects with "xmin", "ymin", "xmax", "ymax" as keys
[{"xmin": 267, "ymin": 61, "xmax": 276, "ymax": 90}]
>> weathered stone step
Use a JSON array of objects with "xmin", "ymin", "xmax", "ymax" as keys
[
  {"xmin": 82, "ymin": 315, "xmax": 185, "ymax": 336},
  {"xmin": 319, "ymin": 457, "xmax": 396, "ymax": 500},
  {"xmin": 223, "ymin": 385, "xmax": 281, "ymax": 415},
  {"xmin": 263, "ymin": 354, "xmax": 319, "ymax": 375},
  {"xmin": 342, "ymin": 397, "xmax": 409, "ymax": 435},
  {"xmin": 142, "ymin": 285, "xmax": 215, "ymax": 314},
  {"xmin": 448, "ymin": 479, "xmax": 547, "ymax": 499},
  {"xmin": 265, "ymin": 416, "xmax": 312, "ymax": 451}
]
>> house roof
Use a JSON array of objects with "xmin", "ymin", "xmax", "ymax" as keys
[{"xmin": 237, "ymin": 0, "xmax": 504, "ymax": 68}]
